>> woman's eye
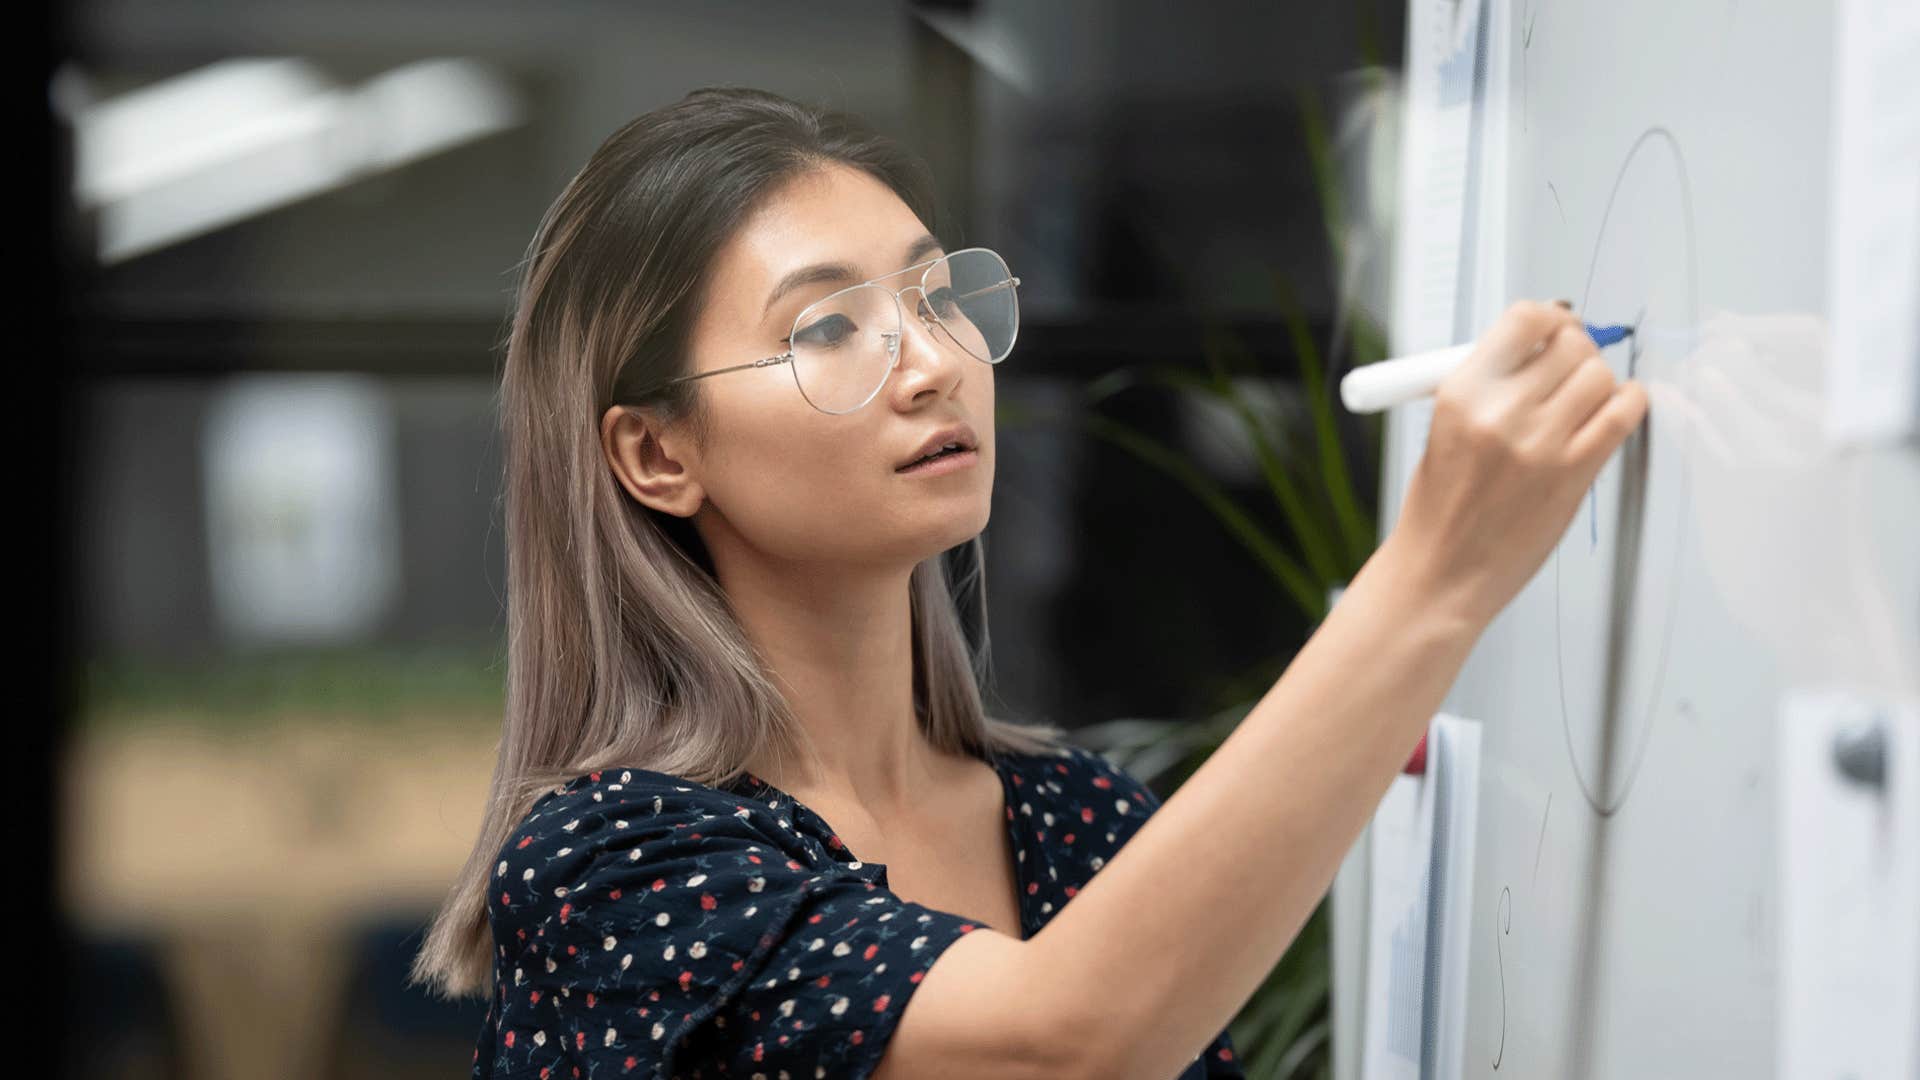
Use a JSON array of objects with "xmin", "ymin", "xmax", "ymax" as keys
[{"xmin": 792, "ymin": 313, "xmax": 856, "ymax": 349}]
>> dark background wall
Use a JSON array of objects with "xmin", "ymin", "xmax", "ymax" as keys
[{"xmin": 65, "ymin": 0, "xmax": 1402, "ymax": 731}]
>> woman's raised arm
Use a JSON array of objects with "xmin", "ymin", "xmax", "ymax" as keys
[{"xmin": 880, "ymin": 299, "xmax": 1648, "ymax": 1080}]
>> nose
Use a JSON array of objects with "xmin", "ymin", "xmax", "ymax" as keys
[{"xmin": 879, "ymin": 286, "xmax": 967, "ymax": 392}]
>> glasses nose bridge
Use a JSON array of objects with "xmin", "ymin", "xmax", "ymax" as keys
[
  {"xmin": 880, "ymin": 279, "xmax": 942, "ymax": 338},
  {"xmin": 886, "ymin": 279, "xmax": 930, "ymax": 309}
]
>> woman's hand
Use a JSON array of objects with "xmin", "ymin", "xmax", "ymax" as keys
[{"xmin": 1387, "ymin": 299, "xmax": 1651, "ymax": 630}]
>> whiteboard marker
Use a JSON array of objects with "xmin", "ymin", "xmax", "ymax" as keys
[{"xmin": 1339, "ymin": 324, "xmax": 1635, "ymax": 414}]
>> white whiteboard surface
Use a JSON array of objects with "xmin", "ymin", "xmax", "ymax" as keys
[{"xmin": 1345, "ymin": 1, "xmax": 1920, "ymax": 1078}]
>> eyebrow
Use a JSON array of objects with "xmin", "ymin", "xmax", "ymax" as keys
[{"xmin": 761, "ymin": 233, "xmax": 947, "ymax": 320}]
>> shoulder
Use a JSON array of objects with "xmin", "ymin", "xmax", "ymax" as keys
[{"xmin": 488, "ymin": 767, "xmax": 822, "ymax": 932}]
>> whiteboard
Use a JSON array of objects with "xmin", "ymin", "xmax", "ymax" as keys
[{"xmin": 1350, "ymin": 1, "xmax": 1920, "ymax": 1077}]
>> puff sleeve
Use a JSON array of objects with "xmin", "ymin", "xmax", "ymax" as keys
[{"xmin": 478, "ymin": 770, "xmax": 984, "ymax": 1080}]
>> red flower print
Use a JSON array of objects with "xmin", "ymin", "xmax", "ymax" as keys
[
  {"xmin": 559, "ymin": 902, "xmax": 572, "ymax": 923},
  {"xmin": 701, "ymin": 893, "xmax": 717, "ymax": 911},
  {"xmin": 517, "ymin": 836, "xmax": 534, "ymax": 849},
  {"xmin": 1092, "ymin": 776, "xmax": 1112, "ymax": 789},
  {"xmin": 1081, "ymin": 807, "xmax": 1095, "ymax": 824},
  {"xmin": 872, "ymin": 994, "xmax": 891, "ymax": 1012},
  {"xmin": 851, "ymin": 1030, "xmax": 865, "ymax": 1045},
  {"xmin": 505, "ymin": 1031, "xmax": 515, "ymax": 1048},
  {"xmin": 863, "ymin": 944, "xmax": 879, "ymax": 961},
  {"xmin": 678, "ymin": 970, "xmax": 694, "ymax": 991}
]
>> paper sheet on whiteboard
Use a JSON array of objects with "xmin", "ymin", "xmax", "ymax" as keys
[
  {"xmin": 1361, "ymin": 715, "xmax": 1483, "ymax": 1080},
  {"xmin": 1777, "ymin": 688, "xmax": 1920, "ymax": 1080},
  {"xmin": 1825, "ymin": 0, "xmax": 1920, "ymax": 445},
  {"xmin": 1386, "ymin": 0, "xmax": 1512, "ymax": 512}
]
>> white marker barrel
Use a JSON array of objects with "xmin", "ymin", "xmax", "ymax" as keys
[{"xmin": 1339, "ymin": 342, "xmax": 1475, "ymax": 414}]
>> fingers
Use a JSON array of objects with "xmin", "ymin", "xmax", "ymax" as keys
[
  {"xmin": 1516, "ymin": 319, "xmax": 1601, "ymax": 405},
  {"xmin": 1462, "ymin": 300, "xmax": 1584, "ymax": 379},
  {"xmin": 1566, "ymin": 379, "xmax": 1650, "ymax": 464},
  {"xmin": 1536, "ymin": 352, "xmax": 1618, "ymax": 440}
]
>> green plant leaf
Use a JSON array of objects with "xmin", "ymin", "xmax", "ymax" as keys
[
  {"xmin": 1196, "ymin": 327, "xmax": 1348, "ymax": 586},
  {"xmin": 1273, "ymin": 272, "xmax": 1376, "ymax": 568}
]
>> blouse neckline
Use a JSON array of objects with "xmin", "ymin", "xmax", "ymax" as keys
[{"xmin": 722, "ymin": 750, "xmax": 1033, "ymax": 938}]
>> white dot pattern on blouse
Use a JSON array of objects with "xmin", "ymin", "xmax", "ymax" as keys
[{"xmin": 472, "ymin": 743, "xmax": 1243, "ymax": 1079}]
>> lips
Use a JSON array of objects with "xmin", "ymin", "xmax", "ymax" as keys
[{"xmin": 895, "ymin": 423, "xmax": 979, "ymax": 471}]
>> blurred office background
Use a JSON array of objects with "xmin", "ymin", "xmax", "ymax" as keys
[{"xmin": 41, "ymin": 1, "xmax": 1403, "ymax": 1077}]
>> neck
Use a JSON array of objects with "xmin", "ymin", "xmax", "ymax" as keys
[{"xmin": 716, "ymin": 550, "xmax": 943, "ymax": 814}]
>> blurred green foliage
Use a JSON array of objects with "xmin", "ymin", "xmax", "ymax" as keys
[{"xmin": 77, "ymin": 640, "xmax": 506, "ymax": 729}]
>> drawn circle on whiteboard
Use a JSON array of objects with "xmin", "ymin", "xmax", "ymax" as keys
[{"xmin": 1555, "ymin": 127, "xmax": 1698, "ymax": 817}]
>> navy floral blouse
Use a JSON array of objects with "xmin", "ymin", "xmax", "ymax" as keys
[{"xmin": 472, "ymin": 742, "xmax": 1244, "ymax": 1079}]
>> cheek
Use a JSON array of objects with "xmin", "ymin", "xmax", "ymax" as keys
[{"xmin": 703, "ymin": 423, "xmax": 878, "ymax": 547}]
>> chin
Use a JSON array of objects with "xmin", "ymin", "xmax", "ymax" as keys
[{"xmin": 928, "ymin": 501, "xmax": 992, "ymax": 556}]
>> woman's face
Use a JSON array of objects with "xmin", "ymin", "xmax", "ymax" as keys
[{"xmin": 607, "ymin": 162, "xmax": 995, "ymax": 574}]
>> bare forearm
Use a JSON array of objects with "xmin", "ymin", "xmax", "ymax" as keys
[{"xmin": 1028, "ymin": 535, "xmax": 1486, "ymax": 1079}]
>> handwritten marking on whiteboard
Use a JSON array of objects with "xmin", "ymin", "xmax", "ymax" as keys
[
  {"xmin": 1493, "ymin": 885, "xmax": 1513, "ymax": 1069},
  {"xmin": 1532, "ymin": 792, "xmax": 1553, "ymax": 886}
]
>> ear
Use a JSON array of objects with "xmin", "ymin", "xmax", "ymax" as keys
[{"xmin": 601, "ymin": 404, "xmax": 707, "ymax": 518}]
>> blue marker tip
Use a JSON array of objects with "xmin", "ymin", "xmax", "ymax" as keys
[{"xmin": 1585, "ymin": 323, "xmax": 1633, "ymax": 348}]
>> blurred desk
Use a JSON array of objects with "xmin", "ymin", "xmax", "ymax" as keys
[{"xmin": 61, "ymin": 717, "xmax": 495, "ymax": 1080}]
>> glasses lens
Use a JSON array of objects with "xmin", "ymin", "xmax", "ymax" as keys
[
  {"xmin": 789, "ymin": 284, "xmax": 902, "ymax": 414},
  {"xmin": 921, "ymin": 249, "xmax": 1018, "ymax": 363}
]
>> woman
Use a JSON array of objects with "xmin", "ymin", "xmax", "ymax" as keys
[{"xmin": 412, "ymin": 86, "xmax": 1647, "ymax": 1080}]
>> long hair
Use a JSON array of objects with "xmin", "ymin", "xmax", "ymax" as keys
[{"xmin": 410, "ymin": 85, "xmax": 1071, "ymax": 999}]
